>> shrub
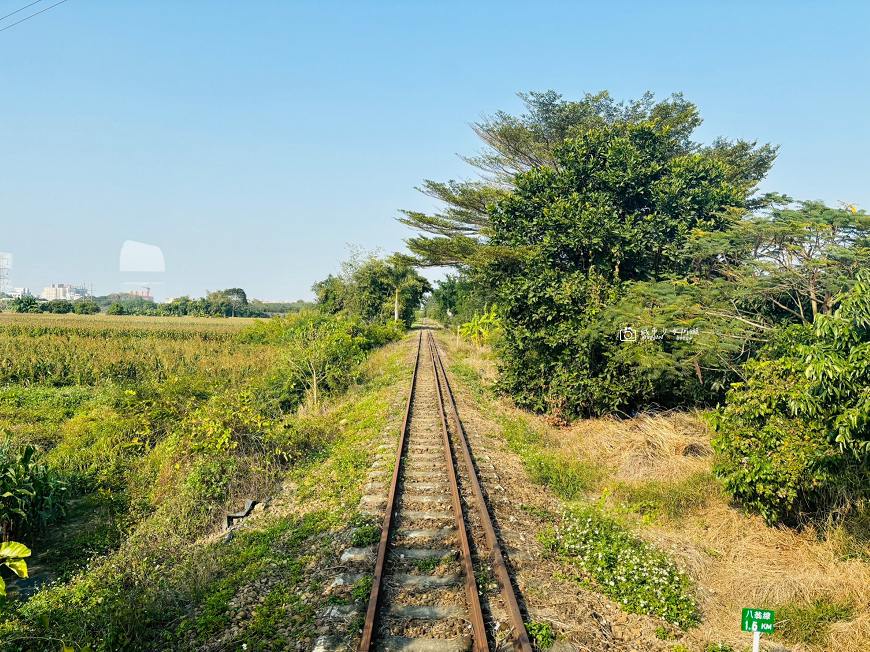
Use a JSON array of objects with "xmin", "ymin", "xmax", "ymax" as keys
[
  {"xmin": 106, "ymin": 303, "xmax": 127, "ymax": 315},
  {"xmin": 712, "ymin": 274, "xmax": 870, "ymax": 524},
  {"xmin": 7, "ymin": 296, "xmax": 38, "ymax": 313},
  {"xmin": 241, "ymin": 312, "xmax": 402, "ymax": 410},
  {"xmin": 43, "ymin": 300, "xmax": 74, "ymax": 314},
  {"xmin": 73, "ymin": 301, "xmax": 100, "ymax": 315}
]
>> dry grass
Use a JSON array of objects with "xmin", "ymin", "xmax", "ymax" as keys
[
  {"xmin": 559, "ymin": 410, "xmax": 712, "ymax": 483},
  {"xmin": 561, "ymin": 414, "xmax": 870, "ymax": 651}
]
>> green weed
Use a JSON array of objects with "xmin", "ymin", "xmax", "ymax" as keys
[
  {"xmin": 352, "ymin": 576, "xmax": 373, "ymax": 602},
  {"xmin": 613, "ymin": 472, "xmax": 722, "ymax": 522},
  {"xmin": 351, "ymin": 524, "xmax": 381, "ymax": 547},
  {"xmin": 526, "ymin": 621, "xmax": 554, "ymax": 648},
  {"xmin": 775, "ymin": 596, "xmax": 852, "ymax": 646},
  {"xmin": 414, "ymin": 556, "xmax": 445, "ymax": 572}
]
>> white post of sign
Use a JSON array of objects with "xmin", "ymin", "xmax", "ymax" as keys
[{"xmin": 752, "ymin": 631, "xmax": 761, "ymax": 652}]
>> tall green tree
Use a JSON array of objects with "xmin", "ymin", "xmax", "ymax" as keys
[
  {"xmin": 399, "ymin": 90, "xmax": 777, "ymax": 269},
  {"xmin": 313, "ymin": 253, "xmax": 431, "ymax": 328},
  {"xmin": 485, "ymin": 120, "xmax": 754, "ymax": 417}
]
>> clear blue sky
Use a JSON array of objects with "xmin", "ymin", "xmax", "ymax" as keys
[{"xmin": 2, "ymin": 1, "xmax": 868, "ymax": 301}]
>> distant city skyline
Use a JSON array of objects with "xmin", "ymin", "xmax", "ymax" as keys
[{"xmin": 2, "ymin": 1, "xmax": 868, "ymax": 301}]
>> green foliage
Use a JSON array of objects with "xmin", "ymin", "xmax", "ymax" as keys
[
  {"xmin": 540, "ymin": 504, "xmax": 699, "ymax": 629},
  {"xmin": 0, "ymin": 311, "xmax": 403, "ymax": 649},
  {"xmin": 0, "ymin": 541, "xmax": 30, "ymax": 598},
  {"xmin": 775, "ymin": 596, "xmax": 852, "ymax": 646},
  {"xmin": 352, "ymin": 576, "xmax": 373, "ymax": 602},
  {"xmin": 313, "ymin": 251, "xmax": 431, "ymax": 327},
  {"xmin": 688, "ymin": 199, "xmax": 870, "ymax": 324},
  {"xmin": 459, "ymin": 308, "xmax": 501, "ymax": 348},
  {"xmin": 7, "ymin": 296, "xmax": 38, "ymax": 313},
  {"xmin": 712, "ymin": 274, "xmax": 870, "ymax": 524},
  {"xmin": 704, "ymin": 644, "xmax": 734, "ymax": 652},
  {"xmin": 0, "ymin": 443, "xmax": 68, "ymax": 540},
  {"xmin": 83, "ymin": 289, "xmax": 303, "ymax": 318},
  {"xmin": 241, "ymin": 311, "xmax": 403, "ymax": 409},
  {"xmin": 72, "ymin": 302, "xmax": 99, "ymax": 315},
  {"xmin": 413, "ymin": 556, "xmax": 442, "ymax": 572},
  {"xmin": 400, "ymin": 89, "xmax": 776, "ymax": 268},
  {"xmin": 486, "ymin": 120, "xmax": 748, "ymax": 418},
  {"xmin": 106, "ymin": 303, "xmax": 127, "ymax": 316},
  {"xmin": 42, "ymin": 300, "xmax": 74, "ymax": 314},
  {"xmin": 654, "ymin": 625, "xmax": 672, "ymax": 640},
  {"xmin": 424, "ymin": 273, "xmax": 492, "ymax": 325},
  {"xmin": 350, "ymin": 523, "xmax": 381, "ymax": 547},
  {"xmin": 525, "ymin": 621, "xmax": 554, "ymax": 647}
]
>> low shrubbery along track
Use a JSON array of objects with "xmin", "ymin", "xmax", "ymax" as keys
[{"xmin": 315, "ymin": 330, "xmax": 532, "ymax": 652}]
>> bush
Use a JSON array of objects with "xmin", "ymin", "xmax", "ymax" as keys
[
  {"xmin": 712, "ymin": 274, "xmax": 870, "ymax": 525},
  {"xmin": 106, "ymin": 303, "xmax": 127, "ymax": 315},
  {"xmin": 43, "ymin": 300, "xmax": 74, "ymax": 314},
  {"xmin": 240, "ymin": 312, "xmax": 402, "ymax": 410},
  {"xmin": 73, "ymin": 301, "xmax": 100, "ymax": 314},
  {"xmin": 7, "ymin": 296, "xmax": 38, "ymax": 313}
]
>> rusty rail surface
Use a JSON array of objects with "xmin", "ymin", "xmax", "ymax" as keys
[
  {"xmin": 431, "ymin": 333, "xmax": 533, "ymax": 652},
  {"xmin": 426, "ymin": 331, "xmax": 488, "ymax": 652},
  {"xmin": 358, "ymin": 328, "xmax": 531, "ymax": 652},
  {"xmin": 358, "ymin": 331, "xmax": 421, "ymax": 651}
]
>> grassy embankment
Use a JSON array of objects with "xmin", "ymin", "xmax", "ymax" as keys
[
  {"xmin": 0, "ymin": 312, "xmax": 412, "ymax": 651},
  {"xmin": 440, "ymin": 332, "xmax": 870, "ymax": 652}
]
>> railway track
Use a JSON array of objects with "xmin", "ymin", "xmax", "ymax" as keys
[{"xmin": 314, "ymin": 329, "xmax": 533, "ymax": 652}]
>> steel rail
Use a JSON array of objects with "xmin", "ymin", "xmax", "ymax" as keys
[
  {"xmin": 358, "ymin": 331, "xmax": 422, "ymax": 652},
  {"xmin": 431, "ymin": 334, "xmax": 534, "ymax": 652},
  {"xmin": 426, "ymin": 331, "xmax": 489, "ymax": 652}
]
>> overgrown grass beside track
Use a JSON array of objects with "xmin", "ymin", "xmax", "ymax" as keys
[
  {"xmin": 0, "ymin": 312, "xmax": 406, "ymax": 651},
  {"xmin": 440, "ymin": 333, "xmax": 870, "ymax": 652}
]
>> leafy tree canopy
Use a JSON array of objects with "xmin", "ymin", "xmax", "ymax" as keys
[
  {"xmin": 313, "ymin": 250, "xmax": 431, "ymax": 328},
  {"xmin": 400, "ymin": 90, "xmax": 777, "ymax": 268}
]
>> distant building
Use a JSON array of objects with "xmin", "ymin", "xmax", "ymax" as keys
[
  {"xmin": 11, "ymin": 288, "xmax": 31, "ymax": 299},
  {"xmin": 129, "ymin": 289, "xmax": 153, "ymax": 301},
  {"xmin": 41, "ymin": 284, "xmax": 89, "ymax": 301}
]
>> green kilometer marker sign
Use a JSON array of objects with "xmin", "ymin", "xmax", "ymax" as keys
[{"xmin": 742, "ymin": 608, "xmax": 775, "ymax": 632}]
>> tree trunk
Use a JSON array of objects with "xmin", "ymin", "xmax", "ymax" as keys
[{"xmin": 394, "ymin": 288, "xmax": 400, "ymax": 322}]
